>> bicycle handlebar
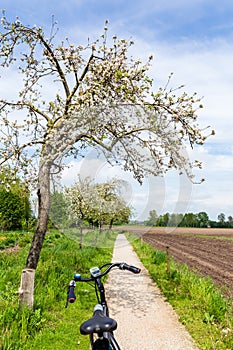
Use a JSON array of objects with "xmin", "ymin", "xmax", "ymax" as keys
[
  {"xmin": 121, "ymin": 262, "xmax": 141, "ymax": 274},
  {"xmin": 66, "ymin": 262, "xmax": 141, "ymax": 306}
]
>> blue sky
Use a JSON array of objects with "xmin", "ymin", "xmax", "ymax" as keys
[{"xmin": 1, "ymin": 0, "xmax": 233, "ymax": 221}]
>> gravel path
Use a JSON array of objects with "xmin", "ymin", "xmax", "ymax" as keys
[{"xmin": 106, "ymin": 234, "xmax": 199, "ymax": 350}]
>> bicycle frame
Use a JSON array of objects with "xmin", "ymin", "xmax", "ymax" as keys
[
  {"xmin": 91, "ymin": 276, "xmax": 121, "ymax": 350},
  {"xmin": 66, "ymin": 262, "xmax": 140, "ymax": 350}
]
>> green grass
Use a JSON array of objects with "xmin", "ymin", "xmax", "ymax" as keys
[
  {"xmin": 64, "ymin": 227, "xmax": 117, "ymax": 249},
  {"xmin": 0, "ymin": 230, "xmax": 116, "ymax": 350},
  {"xmin": 129, "ymin": 235, "xmax": 233, "ymax": 350},
  {"xmin": 0, "ymin": 230, "xmax": 32, "ymax": 249}
]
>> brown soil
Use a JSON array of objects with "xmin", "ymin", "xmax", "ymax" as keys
[
  {"xmin": 0, "ymin": 245, "xmax": 20, "ymax": 254},
  {"xmin": 120, "ymin": 227, "xmax": 233, "ymax": 298}
]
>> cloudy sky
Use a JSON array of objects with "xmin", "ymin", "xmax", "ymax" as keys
[{"xmin": 1, "ymin": 0, "xmax": 233, "ymax": 221}]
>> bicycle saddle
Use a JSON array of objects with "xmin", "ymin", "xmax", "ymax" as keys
[{"xmin": 80, "ymin": 304, "xmax": 117, "ymax": 335}]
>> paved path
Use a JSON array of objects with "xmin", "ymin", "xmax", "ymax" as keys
[{"xmin": 106, "ymin": 234, "xmax": 199, "ymax": 350}]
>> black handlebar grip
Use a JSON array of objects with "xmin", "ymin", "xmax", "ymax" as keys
[
  {"xmin": 128, "ymin": 265, "xmax": 141, "ymax": 274},
  {"xmin": 68, "ymin": 286, "xmax": 76, "ymax": 303},
  {"xmin": 122, "ymin": 263, "xmax": 141, "ymax": 274}
]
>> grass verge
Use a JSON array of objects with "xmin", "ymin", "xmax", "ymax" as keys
[
  {"xmin": 129, "ymin": 235, "xmax": 233, "ymax": 350},
  {"xmin": 0, "ymin": 230, "xmax": 116, "ymax": 350}
]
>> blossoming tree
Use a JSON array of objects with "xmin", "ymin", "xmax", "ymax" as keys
[
  {"xmin": 0, "ymin": 13, "xmax": 212, "ymax": 307},
  {"xmin": 67, "ymin": 177, "xmax": 131, "ymax": 247}
]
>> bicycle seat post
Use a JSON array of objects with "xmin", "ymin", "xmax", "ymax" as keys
[{"xmin": 96, "ymin": 277, "xmax": 109, "ymax": 312}]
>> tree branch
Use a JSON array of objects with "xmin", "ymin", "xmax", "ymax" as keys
[
  {"xmin": 0, "ymin": 100, "xmax": 51, "ymax": 123},
  {"xmin": 0, "ymin": 139, "xmax": 44, "ymax": 166},
  {"xmin": 35, "ymin": 31, "xmax": 70, "ymax": 98},
  {"xmin": 64, "ymin": 53, "xmax": 94, "ymax": 116}
]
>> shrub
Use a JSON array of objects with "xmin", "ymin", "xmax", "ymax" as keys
[{"xmin": 0, "ymin": 190, "xmax": 24, "ymax": 230}]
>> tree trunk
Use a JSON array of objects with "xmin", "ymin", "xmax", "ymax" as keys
[
  {"xmin": 18, "ymin": 161, "xmax": 51, "ymax": 309},
  {"xmin": 99, "ymin": 218, "xmax": 104, "ymax": 234},
  {"xmin": 109, "ymin": 219, "xmax": 113, "ymax": 230},
  {"xmin": 79, "ymin": 221, "xmax": 83, "ymax": 249}
]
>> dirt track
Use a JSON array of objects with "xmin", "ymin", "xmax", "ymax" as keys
[
  {"xmin": 120, "ymin": 227, "xmax": 233, "ymax": 297},
  {"xmin": 107, "ymin": 234, "xmax": 199, "ymax": 349}
]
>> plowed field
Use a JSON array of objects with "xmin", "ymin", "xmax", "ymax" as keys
[{"xmin": 121, "ymin": 227, "xmax": 233, "ymax": 297}]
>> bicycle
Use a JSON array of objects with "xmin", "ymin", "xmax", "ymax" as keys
[{"xmin": 66, "ymin": 262, "xmax": 141, "ymax": 349}]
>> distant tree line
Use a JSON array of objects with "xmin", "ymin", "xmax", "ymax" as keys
[{"xmin": 144, "ymin": 210, "xmax": 233, "ymax": 228}]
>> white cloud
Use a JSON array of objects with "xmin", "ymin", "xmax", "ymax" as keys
[
  {"xmin": 129, "ymin": 35, "xmax": 233, "ymax": 140},
  {"xmin": 125, "ymin": 34, "xmax": 233, "ymax": 219}
]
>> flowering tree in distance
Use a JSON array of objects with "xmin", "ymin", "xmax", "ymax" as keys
[
  {"xmin": 0, "ymin": 13, "xmax": 213, "ymax": 307},
  {"xmin": 67, "ymin": 177, "xmax": 131, "ymax": 229}
]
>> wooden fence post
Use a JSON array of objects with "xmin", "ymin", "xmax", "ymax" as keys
[
  {"xmin": 18, "ymin": 268, "xmax": 35, "ymax": 309},
  {"xmin": 166, "ymin": 246, "xmax": 170, "ymax": 276}
]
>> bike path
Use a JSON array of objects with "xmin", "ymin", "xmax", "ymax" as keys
[{"xmin": 106, "ymin": 234, "xmax": 199, "ymax": 350}]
